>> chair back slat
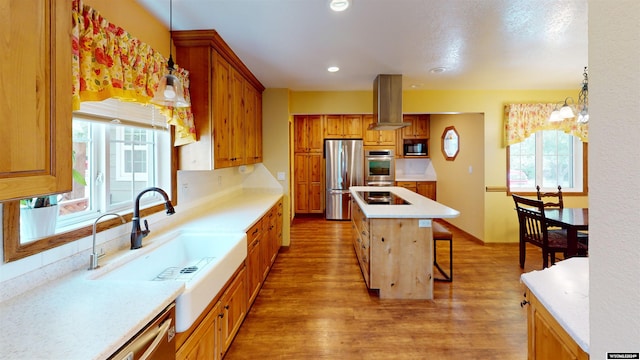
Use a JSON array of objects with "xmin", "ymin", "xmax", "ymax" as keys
[
  {"xmin": 536, "ymin": 185, "xmax": 564, "ymax": 209},
  {"xmin": 513, "ymin": 195, "xmax": 549, "ymax": 247}
]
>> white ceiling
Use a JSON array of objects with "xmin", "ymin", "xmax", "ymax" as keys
[{"xmin": 134, "ymin": 0, "xmax": 588, "ymax": 91}]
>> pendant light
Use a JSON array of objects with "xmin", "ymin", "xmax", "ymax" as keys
[{"xmin": 151, "ymin": 0, "xmax": 190, "ymax": 108}]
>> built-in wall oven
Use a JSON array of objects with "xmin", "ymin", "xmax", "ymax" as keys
[{"xmin": 365, "ymin": 149, "xmax": 395, "ymax": 186}]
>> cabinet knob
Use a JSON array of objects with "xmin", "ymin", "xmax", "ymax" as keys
[
  {"xmin": 225, "ymin": 305, "xmax": 230, "ymax": 310},
  {"xmin": 520, "ymin": 300, "xmax": 530, "ymax": 308}
]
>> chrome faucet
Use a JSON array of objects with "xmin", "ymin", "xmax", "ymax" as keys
[
  {"xmin": 131, "ymin": 187, "xmax": 175, "ymax": 249},
  {"xmin": 89, "ymin": 213, "xmax": 126, "ymax": 270}
]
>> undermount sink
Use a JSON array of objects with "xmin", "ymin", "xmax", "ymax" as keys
[{"xmin": 90, "ymin": 230, "xmax": 247, "ymax": 332}]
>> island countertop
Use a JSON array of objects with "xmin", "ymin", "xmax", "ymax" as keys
[{"xmin": 350, "ymin": 186, "xmax": 459, "ymax": 219}]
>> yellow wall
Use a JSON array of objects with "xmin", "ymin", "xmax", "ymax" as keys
[
  {"xmin": 93, "ymin": 1, "xmax": 589, "ymax": 243},
  {"xmin": 289, "ymin": 89, "xmax": 589, "ymax": 242},
  {"xmin": 83, "ymin": 0, "xmax": 169, "ymax": 55}
]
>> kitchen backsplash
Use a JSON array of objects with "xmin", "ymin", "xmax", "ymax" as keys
[
  {"xmin": 395, "ymin": 158, "xmax": 437, "ymax": 181},
  {"xmin": 0, "ymin": 164, "xmax": 282, "ymax": 303}
]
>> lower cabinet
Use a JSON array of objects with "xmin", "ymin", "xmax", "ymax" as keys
[
  {"xmin": 175, "ymin": 198, "xmax": 283, "ymax": 359},
  {"xmin": 176, "ymin": 266, "xmax": 245, "ymax": 360},
  {"xmin": 396, "ymin": 181, "xmax": 436, "ymax": 200},
  {"xmin": 525, "ymin": 289, "xmax": 589, "ymax": 360}
]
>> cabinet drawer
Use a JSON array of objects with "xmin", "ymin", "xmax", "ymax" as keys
[{"xmin": 247, "ymin": 221, "xmax": 262, "ymax": 245}]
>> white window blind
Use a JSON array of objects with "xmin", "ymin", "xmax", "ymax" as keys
[{"xmin": 73, "ymin": 98, "xmax": 169, "ymax": 130}]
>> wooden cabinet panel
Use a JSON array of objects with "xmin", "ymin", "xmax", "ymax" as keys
[
  {"xmin": 173, "ymin": 31, "xmax": 264, "ymax": 170},
  {"xmin": 246, "ymin": 221, "xmax": 262, "ymax": 306},
  {"xmin": 363, "ymin": 115, "xmax": 396, "ymax": 146},
  {"xmin": 396, "ymin": 181, "xmax": 417, "ymax": 193},
  {"xmin": 417, "ymin": 181, "xmax": 436, "ymax": 201},
  {"xmin": 294, "ymin": 115, "xmax": 323, "ymax": 153},
  {"xmin": 220, "ymin": 267, "xmax": 246, "ymax": 357},
  {"xmin": 294, "ymin": 153, "xmax": 323, "ymax": 214},
  {"xmin": 0, "ymin": 0, "xmax": 72, "ymax": 201},
  {"xmin": 525, "ymin": 290, "xmax": 588, "ymax": 360},
  {"xmin": 324, "ymin": 115, "xmax": 362, "ymax": 138},
  {"xmin": 402, "ymin": 114, "xmax": 430, "ymax": 138},
  {"xmin": 176, "ymin": 301, "xmax": 221, "ymax": 360}
]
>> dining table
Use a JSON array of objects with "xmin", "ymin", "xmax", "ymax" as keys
[{"xmin": 544, "ymin": 207, "xmax": 589, "ymax": 257}]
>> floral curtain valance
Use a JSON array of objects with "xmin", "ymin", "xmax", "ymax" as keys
[
  {"xmin": 71, "ymin": 0, "xmax": 196, "ymax": 146},
  {"xmin": 504, "ymin": 103, "xmax": 588, "ymax": 146}
]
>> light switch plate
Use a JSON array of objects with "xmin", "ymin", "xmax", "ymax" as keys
[{"xmin": 277, "ymin": 172, "xmax": 285, "ymax": 181}]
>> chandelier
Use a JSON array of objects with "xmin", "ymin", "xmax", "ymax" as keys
[{"xmin": 549, "ymin": 67, "xmax": 588, "ymax": 123}]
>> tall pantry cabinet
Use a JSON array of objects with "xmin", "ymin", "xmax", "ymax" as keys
[
  {"xmin": 0, "ymin": 0, "xmax": 72, "ymax": 201},
  {"xmin": 172, "ymin": 30, "xmax": 264, "ymax": 170},
  {"xmin": 294, "ymin": 115, "xmax": 324, "ymax": 214}
]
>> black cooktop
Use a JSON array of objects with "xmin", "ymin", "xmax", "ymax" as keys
[{"xmin": 357, "ymin": 191, "xmax": 411, "ymax": 205}]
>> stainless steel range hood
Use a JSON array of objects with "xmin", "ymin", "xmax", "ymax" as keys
[{"xmin": 369, "ymin": 74, "xmax": 411, "ymax": 131}]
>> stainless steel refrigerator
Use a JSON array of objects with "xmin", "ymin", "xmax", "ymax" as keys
[{"xmin": 325, "ymin": 139, "xmax": 364, "ymax": 220}]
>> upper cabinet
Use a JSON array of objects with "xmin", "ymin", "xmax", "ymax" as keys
[
  {"xmin": 362, "ymin": 115, "xmax": 396, "ymax": 146},
  {"xmin": 294, "ymin": 115, "xmax": 323, "ymax": 153},
  {"xmin": 173, "ymin": 30, "xmax": 264, "ymax": 170},
  {"xmin": 0, "ymin": 0, "xmax": 72, "ymax": 201},
  {"xmin": 324, "ymin": 115, "xmax": 363, "ymax": 139},
  {"xmin": 401, "ymin": 115, "xmax": 430, "ymax": 139}
]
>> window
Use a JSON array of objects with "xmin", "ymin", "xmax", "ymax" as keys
[
  {"xmin": 4, "ymin": 99, "xmax": 176, "ymax": 261},
  {"xmin": 508, "ymin": 130, "xmax": 586, "ymax": 193}
]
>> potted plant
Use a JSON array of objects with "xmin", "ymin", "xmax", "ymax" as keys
[{"xmin": 20, "ymin": 152, "xmax": 87, "ymax": 241}]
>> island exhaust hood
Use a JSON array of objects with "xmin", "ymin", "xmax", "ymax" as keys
[{"xmin": 369, "ymin": 74, "xmax": 411, "ymax": 131}]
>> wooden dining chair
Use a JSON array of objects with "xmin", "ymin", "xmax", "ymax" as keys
[
  {"xmin": 536, "ymin": 185, "xmax": 564, "ymax": 208},
  {"xmin": 537, "ymin": 185, "xmax": 589, "ymax": 246},
  {"xmin": 513, "ymin": 194, "xmax": 587, "ymax": 269}
]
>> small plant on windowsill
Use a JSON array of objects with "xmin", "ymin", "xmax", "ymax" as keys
[{"xmin": 19, "ymin": 152, "xmax": 87, "ymax": 240}]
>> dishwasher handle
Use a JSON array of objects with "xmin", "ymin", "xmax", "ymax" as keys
[{"xmin": 140, "ymin": 318, "xmax": 173, "ymax": 360}]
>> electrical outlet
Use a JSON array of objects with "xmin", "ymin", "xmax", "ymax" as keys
[{"xmin": 277, "ymin": 172, "xmax": 285, "ymax": 181}]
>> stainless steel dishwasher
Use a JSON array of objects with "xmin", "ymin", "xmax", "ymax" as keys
[{"xmin": 109, "ymin": 303, "xmax": 176, "ymax": 360}]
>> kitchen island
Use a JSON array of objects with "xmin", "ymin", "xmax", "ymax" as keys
[{"xmin": 349, "ymin": 186, "xmax": 459, "ymax": 299}]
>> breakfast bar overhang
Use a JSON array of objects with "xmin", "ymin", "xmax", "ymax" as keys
[{"xmin": 349, "ymin": 186, "xmax": 460, "ymax": 299}]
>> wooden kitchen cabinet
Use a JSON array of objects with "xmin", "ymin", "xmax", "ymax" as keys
[
  {"xmin": 0, "ymin": 0, "xmax": 72, "ymax": 201},
  {"xmin": 246, "ymin": 221, "xmax": 263, "ymax": 306},
  {"xmin": 402, "ymin": 114, "xmax": 430, "ymax": 139},
  {"xmin": 294, "ymin": 153, "xmax": 323, "ymax": 214},
  {"xmin": 262, "ymin": 205, "xmax": 277, "ymax": 280},
  {"xmin": 219, "ymin": 266, "xmax": 246, "ymax": 357},
  {"xmin": 176, "ymin": 301, "xmax": 221, "ymax": 360},
  {"xmin": 350, "ymin": 198, "xmax": 433, "ymax": 299},
  {"xmin": 524, "ymin": 290, "xmax": 589, "ymax": 360},
  {"xmin": 173, "ymin": 30, "xmax": 264, "ymax": 170},
  {"xmin": 274, "ymin": 199, "xmax": 283, "ymax": 264},
  {"xmin": 294, "ymin": 115, "xmax": 323, "ymax": 153},
  {"xmin": 362, "ymin": 115, "xmax": 396, "ymax": 146},
  {"xmin": 324, "ymin": 114, "xmax": 363, "ymax": 138},
  {"xmin": 396, "ymin": 181, "xmax": 437, "ymax": 201}
]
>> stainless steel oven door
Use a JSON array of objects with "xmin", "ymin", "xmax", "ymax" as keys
[{"xmin": 365, "ymin": 153, "xmax": 395, "ymax": 185}]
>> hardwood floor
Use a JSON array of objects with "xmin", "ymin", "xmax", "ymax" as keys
[{"xmin": 225, "ymin": 217, "xmax": 544, "ymax": 359}]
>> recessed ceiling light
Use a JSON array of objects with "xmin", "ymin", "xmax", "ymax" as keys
[
  {"xmin": 327, "ymin": 66, "xmax": 340, "ymax": 73},
  {"xmin": 330, "ymin": 0, "xmax": 350, "ymax": 12},
  {"xmin": 429, "ymin": 67, "xmax": 447, "ymax": 74}
]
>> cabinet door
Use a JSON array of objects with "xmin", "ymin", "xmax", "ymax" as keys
[
  {"xmin": 261, "ymin": 209, "xmax": 273, "ymax": 280},
  {"xmin": 274, "ymin": 199, "xmax": 283, "ymax": 263},
  {"xmin": 308, "ymin": 153, "xmax": 324, "ymax": 213},
  {"xmin": 402, "ymin": 114, "xmax": 430, "ymax": 138},
  {"xmin": 324, "ymin": 115, "xmax": 343, "ymax": 138},
  {"xmin": 229, "ymin": 68, "xmax": 245, "ymax": 166},
  {"xmin": 294, "ymin": 154, "xmax": 309, "ymax": 213},
  {"xmin": 213, "ymin": 54, "xmax": 233, "ymax": 169},
  {"xmin": 342, "ymin": 115, "xmax": 363, "ymax": 138},
  {"xmin": 307, "ymin": 116, "xmax": 324, "ymax": 152},
  {"xmin": 177, "ymin": 301, "xmax": 221, "ymax": 360},
  {"xmin": 246, "ymin": 231, "xmax": 262, "ymax": 306},
  {"xmin": 244, "ymin": 83, "xmax": 259, "ymax": 164},
  {"xmin": 0, "ymin": 0, "xmax": 72, "ymax": 201},
  {"xmin": 220, "ymin": 267, "xmax": 247, "ymax": 357},
  {"xmin": 416, "ymin": 181, "xmax": 436, "ymax": 200}
]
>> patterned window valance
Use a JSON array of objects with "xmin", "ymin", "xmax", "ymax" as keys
[
  {"xmin": 71, "ymin": 0, "xmax": 196, "ymax": 146},
  {"xmin": 504, "ymin": 103, "xmax": 588, "ymax": 146}
]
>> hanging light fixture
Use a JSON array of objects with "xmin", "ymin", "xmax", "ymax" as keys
[
  {"xmin": 151, "ymin": 0, "xmax": 190, "ymax": 108},
  {"xmin": 577, "ymin": 67, "xmax": 589, "ymax": 123}
]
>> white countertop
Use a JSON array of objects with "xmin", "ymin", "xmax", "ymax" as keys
[
  {"xmin": 350, "ymin": 186, "xmax": 459, "ymax": 219},
  {"xmin": 0, "ymin": 190, "xmax": 282, "ymax": 360},
  {"xmin": 520, "ymin": 257, "xmax": 589, "ymax": 353}
]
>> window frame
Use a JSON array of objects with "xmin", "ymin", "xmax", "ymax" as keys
[
  {"xmin": 507, "ymin": 133, "xmax": 588, "ymax": 197},
  {"xmin": 2, "ymin": 129, "xmax": 177, "ymax": 263}
]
